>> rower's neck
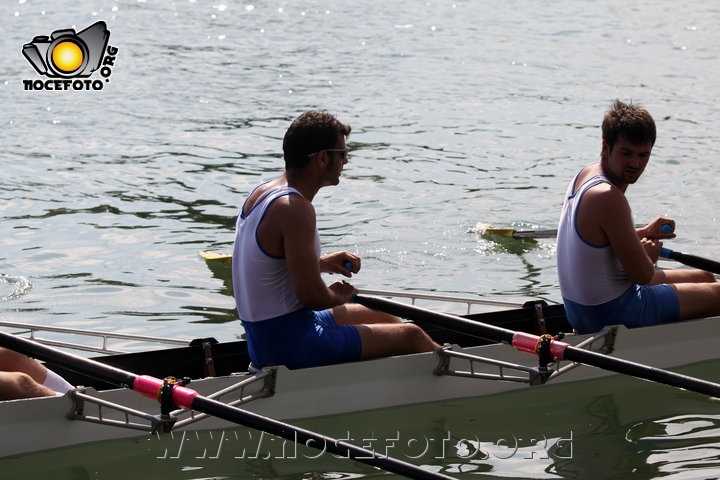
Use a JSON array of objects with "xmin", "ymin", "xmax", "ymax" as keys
[{"xmin": 283, "ymin": 171, "xmax": 318, "ymax": 202}]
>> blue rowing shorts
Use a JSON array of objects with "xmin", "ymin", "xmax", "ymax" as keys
[
  {"xmin": 241, "ymin": 308, "xmax": 362, "ymax": 369},
  {"xmin": 563, "ymin": 283, "xmax": 680, "ymax": 334}
]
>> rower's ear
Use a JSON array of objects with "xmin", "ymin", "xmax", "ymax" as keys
[
  {"xmin": 312, "ymin": 150, "xmax": 329, "ymax": 168},
  {"xmin": 601, "ymin": 140, "xmax": 610, "ymax": 160}
]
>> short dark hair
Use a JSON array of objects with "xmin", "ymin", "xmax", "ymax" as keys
[
  {"xmin": 602, "ymin": 99, "xmax": 656, "ymax": 150},
  {"xmin": 282, "ymin": 111, "xmax": 351, "ymax": 169}
]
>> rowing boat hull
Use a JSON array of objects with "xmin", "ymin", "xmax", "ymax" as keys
[{"xmin": 2, "ymin": 314, "xmax": 719, "ymax": 459}]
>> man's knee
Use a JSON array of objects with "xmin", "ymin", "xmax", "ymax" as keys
[
  {"xmin": 700, "ymin": 271, "xmax": 717, "ymax": 283},
  {"xmin": 404, "ymin": 323, "xmax": 425, "ymax": 339},
  {"xmin": 0, "ymin": 372, "xmax": 49, "ymax": 401},
  {"xmin": 13, "ymin": 372, "xmax": 37, "ymax": 390},
  {"xmin": 402, "ymin": 323, "xmax": 437, "ymax": 350}
]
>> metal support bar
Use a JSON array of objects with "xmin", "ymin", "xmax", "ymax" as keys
[
  {"xmin": 0, "ymin": 321, "xmax": 190, "ymax": 355},
  {"xmin": 359, "ymin": 289, "xmax": 521, "ymax": 315},
  {"xmin": 65, "ymin": 368, "xmax": 277, "ymax": 433},
  {"xmin": 546, "ymin": 326, "xmax": 618, "ymax": 379},
  {"xmin": 434, "ymin": 345, "xmax": 549, "ymax": 386},
  {"xmin": 67, "ymin": 389, "xmax": 175, "ymax": 433},
  {"xmin": 433, "ymin": 326, "xmax": 619, "ymax": 387},
  {"xmin": 171, "ymin": 368, "xmax": 276, "ymax": 429}
]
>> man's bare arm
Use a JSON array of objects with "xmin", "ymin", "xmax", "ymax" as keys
[
  {"xmin": 582, "ymin": 186, "xmax": 657, "ymax": 284},
  {"xmin": 280, "ymin": 197, "xmax": 355, "ymax": 309}
]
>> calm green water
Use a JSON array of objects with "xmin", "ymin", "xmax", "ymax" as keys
[{"xmin": 1, "ymin": 0, "xmax": 720, "ymax": 478}]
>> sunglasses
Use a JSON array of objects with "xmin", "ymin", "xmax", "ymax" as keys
[{"xmin": 307, "ymin": 148, "xmax": 349, "ymax": 159}]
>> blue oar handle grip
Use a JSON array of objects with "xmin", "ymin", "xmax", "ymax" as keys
[
  {"xmin": 659, "ymin": 247, "xmax": 672, "ymax": 259},
  {"xmin": 661, "ymin": 224, "xmax": 673, "ymax": 234},
  {"xmin": 345, "ymin": 262, "xmax": 357, "ymax": 304}
]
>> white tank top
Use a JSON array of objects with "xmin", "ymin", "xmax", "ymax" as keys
[
  {"xmin": 232, "ymin": 185, "xmax": 321, "ymax": 322},
  {"xmin": 556, "ymin": 172, "xmax": 632, "ymax": 306}
]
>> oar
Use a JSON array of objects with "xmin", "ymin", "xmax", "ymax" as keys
[
  {"xmin": 199, "ymin": 250, "xmax": 232, "ymax": 264},
  {"xmin": 476, "ymin": 223, "xmax": 649, "ymax": 240},
  {"xmin": 0, "ymin": 331, "xmax": 454, "ymax": 480},
  {"xmin": 476, "ymin": 223, "xmax": 553, "ymax": 240},
  {"xmin": 353, "ymin": 295, "xmax": 720, "ymax": 398},
  {"xmin": 659, "ymin": 248, "xmax": 720, "ymax": 276},
  {"xmin": 202, "ymin": 253, "xmax": 354, "ymax": 276}
]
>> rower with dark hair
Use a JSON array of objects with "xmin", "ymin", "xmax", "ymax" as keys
[
  {"xmin": 557, "ymin": 100, "xmax": 720, "ymax": 334},
  {"xmin": 232, "ymin": 110, "xmax": 438, "ymax": 370}
]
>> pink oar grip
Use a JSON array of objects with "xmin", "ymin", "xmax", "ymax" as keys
[
  {"xmin": 133, "ymin": 375, "xmax": 199, "ymax": 409},
  {"xmin": 511, "ymin": 332, "xmax": 568, "ymax": 361}
]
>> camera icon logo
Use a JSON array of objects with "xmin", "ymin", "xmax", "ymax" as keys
[{"xmin": 22, "ymin": 21, "xmax": 110, "ymax": 78}]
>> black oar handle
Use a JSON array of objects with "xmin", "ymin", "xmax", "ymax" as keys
[
  {"xmin": 565, "ymin": 347, "xmax": 720, "ymax": 397},
  {"xmin": 354, "ymin": 294, "xmax": 720, "ymax": 398},
  {"xmin": 0, "ymin": 331, "xmax": 455, "ymax": 480},
  {"xmin": 660, "ymin": 248, "xmax": 720, "ymax": 275},
  {"xmin": 355, "ymin": 294, "xmax": 516, "ymax": 344},
  {"xmin": 191, "ymin": 395, "xmax": 453, "ymax": 480}
]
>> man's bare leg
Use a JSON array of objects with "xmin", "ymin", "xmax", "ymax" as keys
[
  {"xmin": 0, "ymin": 372, "xmax": 55, "ymax": 400},
  {"xmin": 331, "ymin": 303, "xmax": 401, "ymax": 325},
  {"xmin": 673, "ymin": 282, "xmax": 720, "ymax": 320},
  {"xmin": 651, "ymin": 268, "xmax": 716, "ymax": 285},
  {"xmin": 0, "ymin": 347, "xmax": 48, "ymax": 383},
  {"xmin": 353, "ymin": 323, "xmax": 439, "ymax": 358},
  {"xmin": 331, "ymin": 304, "xmax": 439, "ymax": 359}
]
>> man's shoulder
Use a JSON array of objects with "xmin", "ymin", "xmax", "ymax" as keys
[
  {"xmin": 266, "ymin": 191, "xmax": 315, "ymax": 223},
  {"xmin": 581, "ymin": 181, "xmax": 629, "ymax": 222},
  {"xmin": 273, "ymin": 189, "xmax": 312, "ymax": 208},
  {"xmin": 248, "ymin": 183, "xmax": 308, "ymax": 208},
  {"xmin": 585, "ymin": 180, "xmax": 616, "ymax": 195},
  {"xmin": 575, "ymin": 166, "xmax": 620, "ymax": 197},
  {"xmin": 582, "ymin": 181, "xmax": 624, "ymax": 208}
]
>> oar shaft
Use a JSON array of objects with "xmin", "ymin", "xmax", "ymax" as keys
[
  {"xmin": 0, "ymin": 331, "xmax": 455, "ymax": 480},
  {"xmin": 564, "ymin": 346, "xmax": 720, "ymax": 397},
  {"xmin": 355, "ymin": 295, "xmax": 720, "ymax": 398},
  {"xmin": 511, "ymin": 228, "xmax": 557, "ymax": 239},
  {"xmin": 355, "ymin": 294, "xmax": 515, "ymax": 344},
  {"xmin": 191, "ymin": 395, "xmax": 450, "ymax": 480},
  {"xmin": 481, "ymin": 223, "xmax": 647, "ymax": 240},
  {"xmin": 660, "ymin": 248, "xmax": 720, "ymax": 275}
]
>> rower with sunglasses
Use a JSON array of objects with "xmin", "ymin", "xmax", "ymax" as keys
[{"xmin": 232, "ymin": 110, "xmax": 438, "ymax": 370}]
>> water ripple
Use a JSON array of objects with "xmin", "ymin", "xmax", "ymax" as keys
[
  {"xmin": 0, "ymin": 274, "xmax": 32, "ymax": 301},
  {"xmin": 626, "ymin": 414, "xmax": 720, "ymax": 479}
]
